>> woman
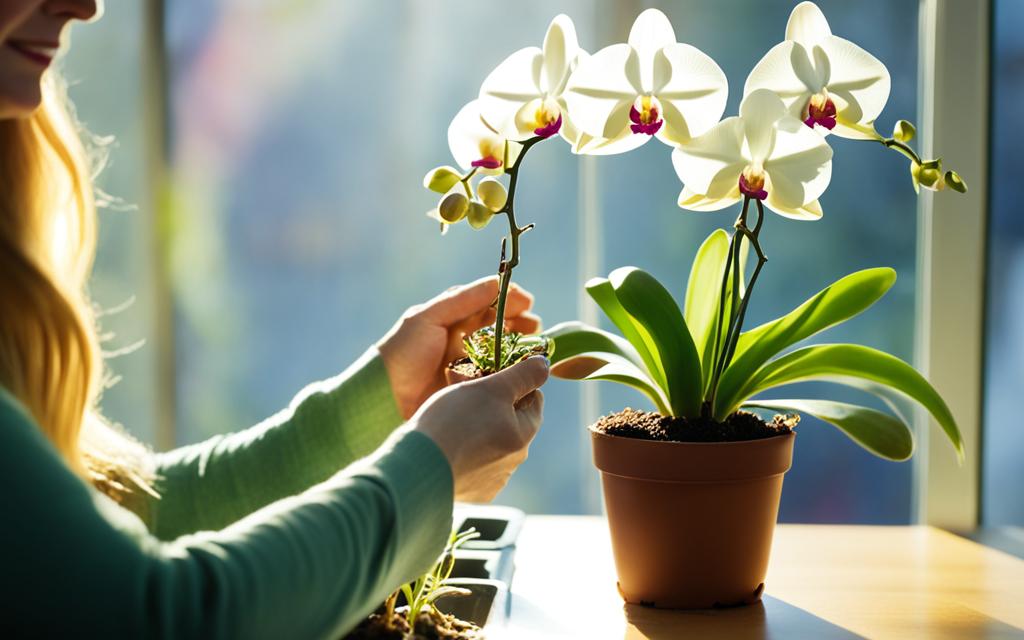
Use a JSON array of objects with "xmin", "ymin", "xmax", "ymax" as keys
[{"xmin": 0, "ymin": 1, "xmax": 549, "ymax": 637}]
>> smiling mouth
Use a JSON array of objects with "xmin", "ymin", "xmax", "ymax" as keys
[{"xmin": 6, "ymin": 40, "xmax": 59, "ymax": 67}]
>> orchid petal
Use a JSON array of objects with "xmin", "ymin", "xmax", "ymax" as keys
[
  {"xmin": 764, "ymin": 197, "xmax": 824, "ymax": 221},
  {"xmin": 543, "ymin": 14, "xmax": 580, "ymax": 96},
  {"xmin": 785, "ymin": 1, "xmax": 832, "ymax": 48},
  {"xmin": 652, "ymin": 43, "xmax": 728, "ymax": 144},
  {"xmin": 448, "ymin": 100, "xmax": 521, "ymax": 173},
  {"xmin": 564, "ymin": 43, "xmax": 642, "ymax": 139},
  {"xmin": 478, "ymin": 47, "xmax": 544, "ymax": 140},
  {"xmin": 670, "ymin": 117, "xmax": 746, "ymax": 195},
  {"xmin": 574, "ymin": 124, "xmax": 650, "ymax": 156},
  {"xmin": 819, "ymin": 35, "xmax": 891, "ymax": 133},
  {"xmin": 763, "ymin": 116, "xmax": 833, "ymax": 207},
  {"xmin": 628, "ymin": 8, "xmax": 677, "ymax": 91},
  {"xmin": 744, "ymin": 41, "xmax": 816, "ymax": 119},
  {"xmin": 739, "ymin": 89, "xmax": 789, "ymax": 165},
  {"xmin": 677, "ymin": 185, "xmax": 741, "ymax": 211}
]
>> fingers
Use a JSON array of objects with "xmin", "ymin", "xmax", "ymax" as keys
[
  {"xmin": 514, "ymin": 390, "xmax": 544, "ymax": 440},
  {"xmin": 481, "ymin": 355, "xmax": 550, "ymax": 402},
  {"xmin": 506, "ymin": 312, "xmax": 542, "ymax": 335},
  {"xmin": 421, "ymin": 276, "xmax": 534, "ymax": 327}
]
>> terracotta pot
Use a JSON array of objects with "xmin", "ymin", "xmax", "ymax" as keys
[{"xmin": 591, "ymin": 426, "xmax": 795, "ymax": 609}]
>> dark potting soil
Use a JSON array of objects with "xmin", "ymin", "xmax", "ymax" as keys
[
  {"xmin": 593, "ymin": 407, "xmax": 797, "ymax": 443},
  {"xmin": 343, "ymin": 607, "xmax": 483, "ymax": 640}
]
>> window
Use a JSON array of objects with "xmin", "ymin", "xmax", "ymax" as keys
[
  {"xmin": 983, "ymin": 0, "xmax": 1022, "ymax": 525},
  {"xmin": 74, "ymin": 1, "xmax": 980, "ymax": 522}
]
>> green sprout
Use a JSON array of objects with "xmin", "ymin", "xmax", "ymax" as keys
[
  {"xmin": 380, "ymin": 528, "xmax": 480, "ymax": 638},
  {"xmin": 463, "ymin": 326, "xmax": 552, "ymax": 375}
]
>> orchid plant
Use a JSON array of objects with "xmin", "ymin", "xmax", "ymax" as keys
[{"xmin": 423, "ymin": 3, "xmax": 966, "ymax": 460}]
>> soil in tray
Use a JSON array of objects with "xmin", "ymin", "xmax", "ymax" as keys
[
  {"xmin": 593, "ymin": 407, "xmax": 797, "ymax": 443},
  {"xmin": 343, "ymin": 607, "xmax": 483, "ymax": 640},
  {"xmin": 447, "ymin": 344, "xmax": 549, "ymax": 380}
]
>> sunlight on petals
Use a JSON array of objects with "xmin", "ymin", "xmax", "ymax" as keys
[{"xmin": 744, "ymin": 1, "xmax": 890, "ymax": 140}]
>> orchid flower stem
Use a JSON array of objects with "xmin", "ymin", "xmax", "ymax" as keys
[
  {"xmin": 881, "ymin": 137, "xmax": 922, "ymax": 165},
  {"xmin": 492, "ymin": 135, "xmax": 544, "ymax": 371},
  {"xmin": 707, "ymin": 197, "xmax": 768, "ymax": 416}
]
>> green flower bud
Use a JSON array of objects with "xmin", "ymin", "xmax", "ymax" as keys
[
  {"xmin": 944, "ymin": 170, "xmax": 967, "ymax": 194},
  {"xmin": 467, "ymin": 201, "xmax": 494, "ymax": 229},
  {"xmin": 438, "ymin": 191, "xmax": 469, "ymax": 223},
  {"xmin": 424, "ymin": 166, "xmax": 462, "ymax": 194},
  {"xmin": 893, "ymin": 120, "xmax": 916, "ymax": 143},
  {"xmin": 476, "ymin": 177, "xmax": 508, "ymax": 212},
  {"xmin": 911, "ymin": 158, "xmax": 945, "ymax": 192}
]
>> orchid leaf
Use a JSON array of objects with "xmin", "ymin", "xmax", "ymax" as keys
[
  {"xmin": 746, "ymin": 399, "xmax": 914, "ymax": 461},
  {"xmin": 609, "ymin": 267, "xmax": 703, "ymax": 417},
  {"xmin": 716, "ymin": 267, "xmax": 896, "ymax": 415},
  {"xmin": 586, "ymin": 276, "xmax": 667, "ymax": 391},
  {"xmin": 725, "ymin": 344, "xmax": 963, "ymax": 461}
]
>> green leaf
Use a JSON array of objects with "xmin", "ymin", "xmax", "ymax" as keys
[
  {"xmin": 580, "ymin": 359, "xmax": 672, "ymax": 415},
  {"xmin": 543, "ymin": 321, "xmax": 646, "ymax": 371},
  {"xmin": 684, "ymin": 229, "xmax": 729, "ymax": 391},
  {"xmin": 542, "ymin": 323, "xmax": 669, "ymax": 412},
  {"xmin": 745, "ymin": 399, "xmax": 914, "ymax": 461},
  {"xmin": 716, "ymin": 268, "xmax": 896, "ymax": 416},
  {"xmin": 586, "ymin": 276, "xmax": 667, "ymax": 390},
  {"xmin": 609, "ymin": 267, "xmax": 703, "ymax": 417},
  {"xmin": 726, "ymin": 344, "xmax": 963, "ymax": 461}
]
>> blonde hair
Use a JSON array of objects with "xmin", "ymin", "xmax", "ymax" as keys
[{"xmin": 0, "ymin": 73, "xmax": 153, "ymax": 504}]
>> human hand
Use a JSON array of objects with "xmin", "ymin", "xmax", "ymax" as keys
[
  {"xmin": 411, "ymin": 356, "xmax": 549, "ymax": 502},
  {"xmin": 377, "ymin": 276, "xmax": 541, "ymax": 419}
]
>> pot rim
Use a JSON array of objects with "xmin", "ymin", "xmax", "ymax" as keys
[{"xmin": 588, "ymin": 423, "xmax": 796, "ymax": 448}]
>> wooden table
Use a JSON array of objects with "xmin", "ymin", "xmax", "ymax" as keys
[{"xmin": 487, "ymin": 516, "xmax": 1024, "ymax": 639}]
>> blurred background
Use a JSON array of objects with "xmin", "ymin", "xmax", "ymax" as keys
[{"xmin": 66, "ymin": 0, "xmax": 1019, "ymax": 524}]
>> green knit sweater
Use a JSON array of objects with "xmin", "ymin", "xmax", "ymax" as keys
[{"xmin": 0, "ymin": 347, "xmax": 454, "ymax": 639}]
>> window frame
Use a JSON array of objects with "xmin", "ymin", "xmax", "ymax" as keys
[{"xmin": 913, "ymin": 0, "xmax": 990, "ymax": 529}]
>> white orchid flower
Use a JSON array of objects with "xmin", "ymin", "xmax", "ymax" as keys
[
  {"xmin": 447, "ymin": 100, "xmax": 522, "ymax": 176},
  {"xmin": 562, "ymin": 8, "xmax": 727, "ymax": 155},
  {"xmin": 744, "ymin": 1, "xmax": 890, "ymax": 140},
  {"xmin": 478, "ymin": 14, "xmax": 589, "ymax": 145},
  {"xmin": 671, "ymin": 89, "xmax": 833, "ymax": 220}
]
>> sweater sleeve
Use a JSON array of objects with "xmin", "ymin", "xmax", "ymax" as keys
[
  {"xmin": 150, "ymin": 346, "xmax": 405, "ymax": 540},
  {"xmin": 0, "ymin": 390, "xmax": 453, "ymax": 640}
]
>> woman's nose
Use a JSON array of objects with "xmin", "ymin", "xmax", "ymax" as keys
[{"xmin": 43, "ymin": 0, "xmax": 101, "ymax": 22}]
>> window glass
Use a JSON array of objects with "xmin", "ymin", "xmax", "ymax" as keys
[
  {"xmin": 983, "ymin": 0, "xmax": 1024, "ymax": 525},
  {"xmin": 85, "ymin": 0, "xmax": 920, "ymax": 520},
  {"xmin": 66, "ymin": 4, "xmax": 158, "ymax": 445}
]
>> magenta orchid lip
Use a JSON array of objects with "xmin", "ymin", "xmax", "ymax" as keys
[
  {"xmin": 533, "ymin": 114, "xmax": 562, "ymax": 139},
  {"xmin": 471, "ymin": 157, "xmax": 502, "ymax": 169},
  {"xmin": 629, "ymin": 103, "xmax": 664, "ymax": 136}
]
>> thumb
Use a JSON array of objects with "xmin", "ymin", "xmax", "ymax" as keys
[{"xmin": 478, "ymin": 355, "xmax": 550, "ymax": 402}]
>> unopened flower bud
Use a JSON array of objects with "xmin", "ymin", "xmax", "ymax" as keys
[
  {"xmin": 467, "ymin": 201, "xmax": 495, "ymax": 229},
  {"xmin": 911, "ymin": 159, "xmax": 945, "ymax": 192},
  {"xmin": 893, "ymin": 120, "xmax": 916, "ymax": 143},
  {"xmin": 439, "ymin": 191, "xmax": 470, "ymax": 223},
  {"xmin": 424, "ymin": 166, "xmax": 462, "ymax": 194},
  {"xmin": 944, "ymin": 170, "xmax": 967, "ymax": 194},
  {"xmin": 476, "ymin": 178, "xmax": 508, "ymax": 212}
]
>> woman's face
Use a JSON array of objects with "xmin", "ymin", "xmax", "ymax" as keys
[{"xmin": 0, "ymin": 0, "xmax": 100, "ymax": 119}]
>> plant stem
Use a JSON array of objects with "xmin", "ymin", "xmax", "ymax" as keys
[
  {"xmin": 492, "ymin": 136, "xmax": 543, "ymax": 371},
  {"xmin": 880, "ymin": 137, "xmax": 922, "ymax": 165},
  {"xmin": 707, "ymin": 197, "xmax": 768, "ymax": 415}
]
